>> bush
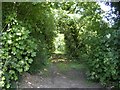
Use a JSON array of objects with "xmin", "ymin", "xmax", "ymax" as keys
[
  {"xmin": 84, "ymin": 33, "xmax": 119, "ymax": 87},
  {"xmin": 2, "ymin": 2, "xmax": 56, "ymax": 75},
  {"xmin": 79, "ymin": 19, "xmax": 120, "ymax": 88},
  {"xmin": 0, "ymin": 15, "xmax": 37, "ymax": 88}
]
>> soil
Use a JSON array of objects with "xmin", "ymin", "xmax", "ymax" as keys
[{"xmin": 18, "ymin": 63, "xmax": 103, "ymax": 88}]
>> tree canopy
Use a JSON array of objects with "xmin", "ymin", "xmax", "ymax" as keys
[{"xmin": 0, "ymin": 2, "xmax": 120, "ymax": 89}]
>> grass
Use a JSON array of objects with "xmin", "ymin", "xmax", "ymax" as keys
[
  {"xmin": 56, "ymin": 61, "xmax": 85, "ymax": 73},
  {"xmin": 38, "ymin": 61, "xmax": 86, "ymax": 79}
]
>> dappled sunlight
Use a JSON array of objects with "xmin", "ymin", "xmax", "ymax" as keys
[{"xmin": 1, "ymin": 2, "xmax": 119, "ymax": 89}]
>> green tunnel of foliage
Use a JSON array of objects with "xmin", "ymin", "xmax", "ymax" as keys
[{"xmin": 0, "ymin": 2, "xmax": 120, "ymax": 89}]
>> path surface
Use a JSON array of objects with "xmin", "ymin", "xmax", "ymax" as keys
[{"xmin": 18, "ymin": 62, "xmax": 103, "ymax": 88}]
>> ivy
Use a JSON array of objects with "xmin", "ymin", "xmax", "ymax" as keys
[
  {"xmin": 1, "ymin": 2, "xmax": 120, "ymax": 89},
  {"xmin": 0, "ymin": 15, "xmax": 37, "ymax": 88}
]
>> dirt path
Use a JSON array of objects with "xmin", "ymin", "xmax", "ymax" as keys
[{"xmin": 18, "ymin": 62, "xmax": 103, "ymax": 88}]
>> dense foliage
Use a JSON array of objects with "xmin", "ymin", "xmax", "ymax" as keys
[
  {"xmin": 0, "ymin": 2, "xmax": 120, "ymax": 89},
  {"xmin": 15, "ymin": 3, "xmax": 56, "ymax": 72},
  {"xmin": 77, "ymin": 3, "xmax": 120, "ymax": 87},
  {"xmin": 55, "ymin": 2, "xmax": 120, "ymax": 88},
  {"xmin": 0, "ymin": 13, "xmax": 37, "ymax": 88},
  {"xmin": 1, "ymin": 2, "xmax": 56, "ymax": 88}
]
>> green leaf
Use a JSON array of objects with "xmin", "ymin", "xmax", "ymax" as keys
[
  {"xmin": 14, "ymin": 75, "xmax": 18, "ymax": 81},
  {"xmin": 24, "ymin": 65, "xmax": 29, "ymax": 71},
  {"xmin": 19, "ymin": 60, "xmax": 24, "ymax": 65},
  {"xmin": 2, "ymin": 77, "xmax": 5, "ymax": 81},
  {"xmin": 28, "ymin": 58, "xmax": 33, "ymax": 64},
  {"xmin": 0, "ymin": 81, "xmax": 5, "ymax": 87},
  {"xmin": 18, "ymin": 68, "xmax": 23, "ymax": 73},
  {"xmin": 7, "ymin": 40, "xmax": 12, "ymax": 44},
  {"xmin": 31, "ymin": 52, "xmax": 36, "ymax": 57},
  {"xmin": 6, "ymin": 84, "xmax": 10, "ymax": 88}
]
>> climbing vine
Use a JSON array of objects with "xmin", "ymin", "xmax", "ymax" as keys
[
  {"xmin": 0, "ymin": 13, "xmax": 37, "ymax": 88},
  {"xmin": 0, "ymin": 2, "xmax": 120, "ymax": 89},
  {"xmin": 1, "ymin": 2, "xmax": 56, "ymax": 88}
]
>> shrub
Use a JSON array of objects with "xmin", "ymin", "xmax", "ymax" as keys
[
  {"xmin": 79, "ymin": 18, "xmax": 120, "ymax": 88},
  {"xmin": 0, "ymin": 15, "xmax": 37, "ymax": 88}
]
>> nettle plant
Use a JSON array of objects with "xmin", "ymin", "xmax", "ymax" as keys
[{"xmin": 0, "ymin": 17, "xmax": 37, "ymax": 88}]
